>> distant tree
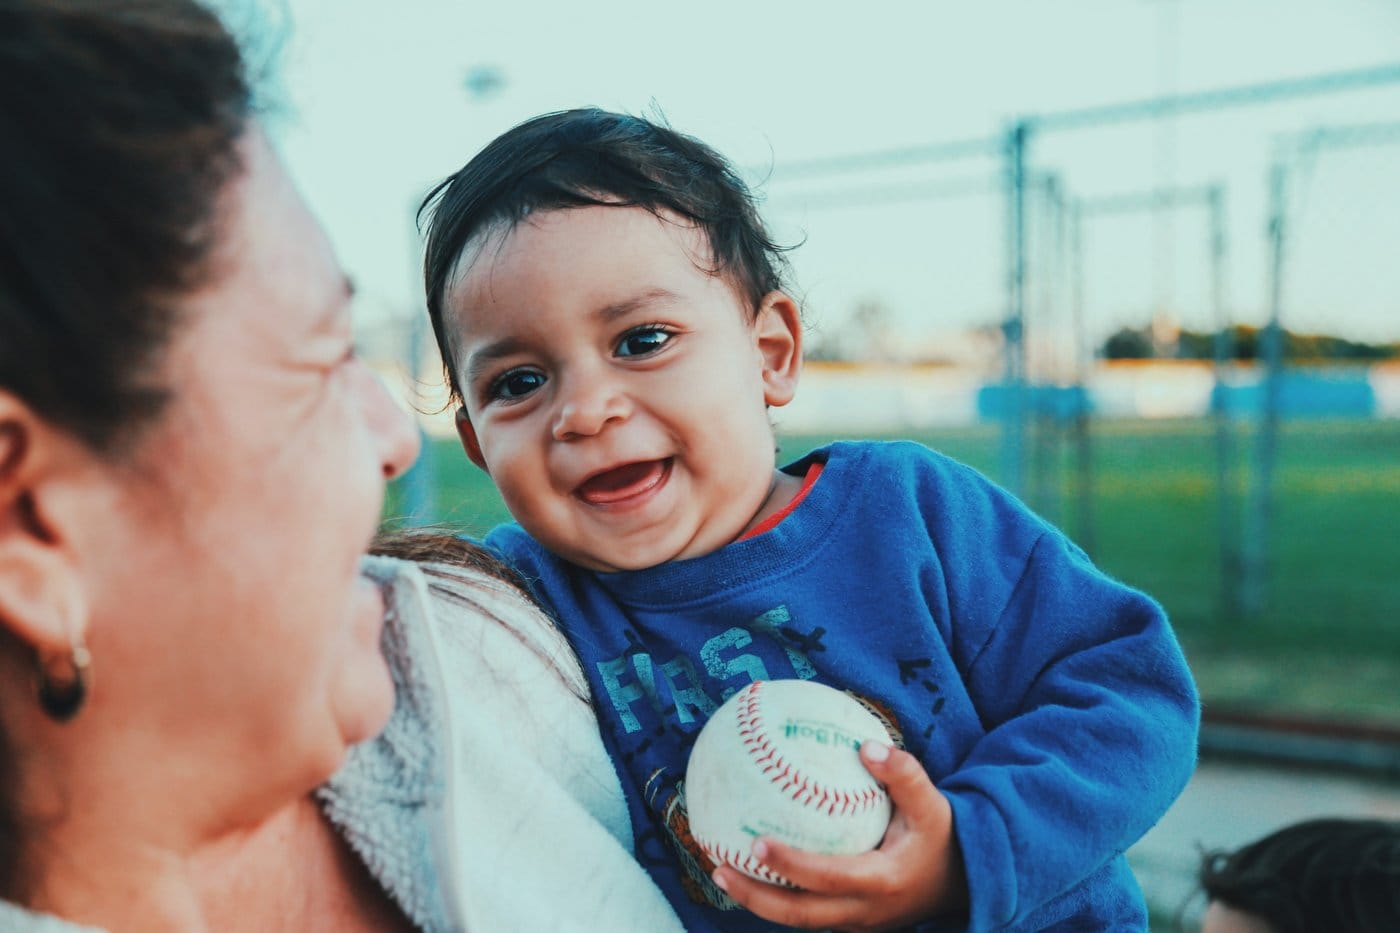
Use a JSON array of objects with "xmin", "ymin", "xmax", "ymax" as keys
[
  {"xmin": 1103, "ymin": 326, "xmax": 1153, "ymax": 360},
  {"xmin": 803, "ymin": 327, "xmax": 847, "ymax": 362},
  {"xmin": 1175, "ymin": 329, "xmax": 1215, "ymax": 360},
  {"xmin": 804, "ymin": 298, "xmax": 898, "ymax": 362},
  {"xmin": 1286, "ymin": 331, "xmax": 1397, "ymax": 361},
  {"xmin": 1099, "ymin": 322, "xmax": 1397, "ymax": 362},
  {"xmin": 1175, "ymin": 325, "xmax": 1254, "ymax": 361},
  {"xmin": 850, "ymin": 299, "xmax": 896, "ymax": 361},
  {"xmin": 1231, "ymin": 325, "xmax": 1258, "ymax": 361}
]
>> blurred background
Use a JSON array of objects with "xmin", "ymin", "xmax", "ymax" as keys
[{"xmin": 254, "ymin": 0, "xmax": 1399, "ymax": 926}]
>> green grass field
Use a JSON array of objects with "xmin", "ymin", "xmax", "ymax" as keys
[{"xmin": 385, "ymin": 417, "xmax": 1400, "ymax": 727}]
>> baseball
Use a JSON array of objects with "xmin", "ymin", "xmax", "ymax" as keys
[{"xmin": 685, "ymin": 679, "xmax": 894, "ymax": 887}]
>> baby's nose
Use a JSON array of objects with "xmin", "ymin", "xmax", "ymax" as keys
[{"xmin": 551, "ymin": 377, "xmax": 630, "ymax": 440}]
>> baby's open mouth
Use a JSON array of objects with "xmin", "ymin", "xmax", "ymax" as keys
[{"xmin": 575, "ymin": 458, "xmax": 672, "ymax": 505}]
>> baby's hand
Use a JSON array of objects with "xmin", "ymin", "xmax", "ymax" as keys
[{"xmin": 711, "ymin": 742, "xmax": 967, "ymax": 932}]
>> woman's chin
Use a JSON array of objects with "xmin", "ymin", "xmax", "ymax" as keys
[
  {"xmin": 331, "ymin": 577, "xmax": 398, "ymax": 746},
  {"xmin": 332, "ymin": 653, "xmax": 396, "ymax": 749},
  {"xmin": 322, "ymin": 585, "xmax": 394, "ymax": 745}
]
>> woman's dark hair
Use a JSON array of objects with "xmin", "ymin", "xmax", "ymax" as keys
[
  {"xmin": 419, "ymin": 107, "xmax": 792, "ymax": 407},
  {"xmin": 1198, "ymin": 818, "xmax": 1400, "ymax": 933},
  {"xmin": 371, "ymin": 529, "xmax": 585, "ymax": 702},
  {"xmin": 372, "ymin": 528, "xmax": 530, "ymax": 596},
  {"xmin": 0, "ymin": 0, "xmax": 250, "ymax": 901},
  {"xmin": 0, "ymin": 0, "xmax": 251, "ymax": 452}
]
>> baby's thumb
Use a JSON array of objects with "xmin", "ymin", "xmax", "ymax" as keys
[{"xmin": 860, "ymin": 741, "xmax": 943, "ymax": 821}]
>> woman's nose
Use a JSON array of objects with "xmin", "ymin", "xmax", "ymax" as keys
[{"xmin": 357, "ymin": 363, "xmax": 421, "ymax": 480}]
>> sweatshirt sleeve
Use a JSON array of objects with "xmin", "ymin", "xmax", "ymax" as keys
[{"xmin": 939, "ymin": 529, "xmax": 1199, "ymax": 931}]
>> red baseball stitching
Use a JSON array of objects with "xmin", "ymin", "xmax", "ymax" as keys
[
  {"xmin": 736, "ymin": 681, "xmax": 888, "ymax": 818},
  {"xmin": 699, "ymin": 839, "xmax": 795, "ymax": 888}
]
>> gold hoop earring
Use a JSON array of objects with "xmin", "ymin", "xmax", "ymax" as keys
[{"xmin": 36, "ymin": 637, "xmax": 91, "ymax": 722}]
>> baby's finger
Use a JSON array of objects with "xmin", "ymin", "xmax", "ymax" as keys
[
  {"xmin": 712, "ymin": 865, "xmax": 865, "ymax": 931},
  {"xmin": 744, "ymin": 837, "xmax": 892, "ymax": 897},
  {"xmin": 859, "ymin": 741, "xmax": 946, "ymax": 825}
]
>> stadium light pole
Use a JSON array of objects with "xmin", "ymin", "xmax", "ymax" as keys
[
  {"xmin": 1002, "ymin": 121, "xmax": 1031, "ymax": 497},
  {"xmin": 398, "ymin": 194, "xmax": 437, "ymax": 527},
  {"xmin": 1067, "ymin": 202, "xmax": 1092, "ymax": 556},
  {"xmin": 1240, "ymin": 162, "xmax": 1286, "ymax": 620},
  {"xmin": 1244, "ymin": 120, "xmax": 1400, "ymax": 618},
  {"xmin": 395, "ymin": 65, "xmax": 514, "ymax": 527},
  {"xmin": 1028, "ymin": 173, "xmax": 1070, "ymax": 527},
  {"xmin": 1205, "ymin": 186, "xmax": 1240, "ymax": 619},
  {"xmin": 1071, "ymin": 184, "xmax": 1235, "ymax": 600}
]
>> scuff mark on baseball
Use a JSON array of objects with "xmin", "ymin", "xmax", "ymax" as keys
[{"xmin": 685, "ymin": 679, "xmax": 894, "ymax": 886}]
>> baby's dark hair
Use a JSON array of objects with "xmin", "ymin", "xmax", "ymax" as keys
[
  {"xmin": 419, "ymin": 107, "xmax": 791, "ymax": 407},
  {"xmin": 1198, "ymin": 818, "xmax": 1400, "ymax": 932}
]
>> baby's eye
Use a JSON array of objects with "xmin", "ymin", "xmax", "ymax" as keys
[
  {"xmin": 616, "ymin": 326, "xmax": 674, "ymax": 358},
  {"xmin": 488, "ymin": 368, "xmax": 546, "ymax": 401}
]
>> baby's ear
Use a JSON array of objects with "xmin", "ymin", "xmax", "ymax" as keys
[
  {"xmin": 755, "ymin": 291, "xmax": 802, "ymax": 408},
  {"xmin": 454, "ymin": 408, "xmax": 489, "ymax": 473}
]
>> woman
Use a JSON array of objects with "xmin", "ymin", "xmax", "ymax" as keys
[{"xmin": 0, "ymin": 2, "xmax": 680, "ymax": 929}]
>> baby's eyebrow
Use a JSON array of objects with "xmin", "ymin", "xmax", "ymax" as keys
[
  {"xmin": 594, "ymin": 287, "xmax": 679, "ymax": 324},
  {"xmin": 465, "ymin": 336, "xmax": 530, "ymax": 386}
]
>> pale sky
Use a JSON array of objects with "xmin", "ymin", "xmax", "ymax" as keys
[{"xmin": 267, "ymin": 0, "xmax": 1400, "ymax": 366}]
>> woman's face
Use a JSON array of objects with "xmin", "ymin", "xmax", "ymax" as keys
[{"xmin": 75, "ymin": 130, "xmax": 419, "ymax": 823}]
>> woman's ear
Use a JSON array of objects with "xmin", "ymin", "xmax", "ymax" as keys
[
  {"xmin": 455, "ymin": 407, "xmax": 489, "ymax": 473},
  {"xmin": 0, "ymin": 393, "xmax": 89, "ymax": 659},
  {"xmin": 754, "ymin": 291, "xmax": 803, "ymax": 408}
]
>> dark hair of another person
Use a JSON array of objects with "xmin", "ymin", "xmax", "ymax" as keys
[
  {"xmin": 1198, "ymin": 818, "xmax": 1400, "ymax": 933},
  {"xmin": 418, "ymin": 107, "xmax": 793, "ymax": 408},
  {"xmin": 0, "ymin": 0, "xmax": 251, "ymax": 901}
]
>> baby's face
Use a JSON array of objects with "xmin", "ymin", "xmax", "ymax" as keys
[{"xmin": 444, "ymin": 205, "xmax": 800, "ymax": 572}]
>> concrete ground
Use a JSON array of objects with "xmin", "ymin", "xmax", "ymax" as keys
[{"xmin": 1128, "ymin": 757, "xmax": 1400, "ymax": 930}]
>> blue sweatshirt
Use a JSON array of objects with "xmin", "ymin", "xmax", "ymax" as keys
[{"xmin": 487, "ymin": 440, "xmax": 1199, "ymax": 931}]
